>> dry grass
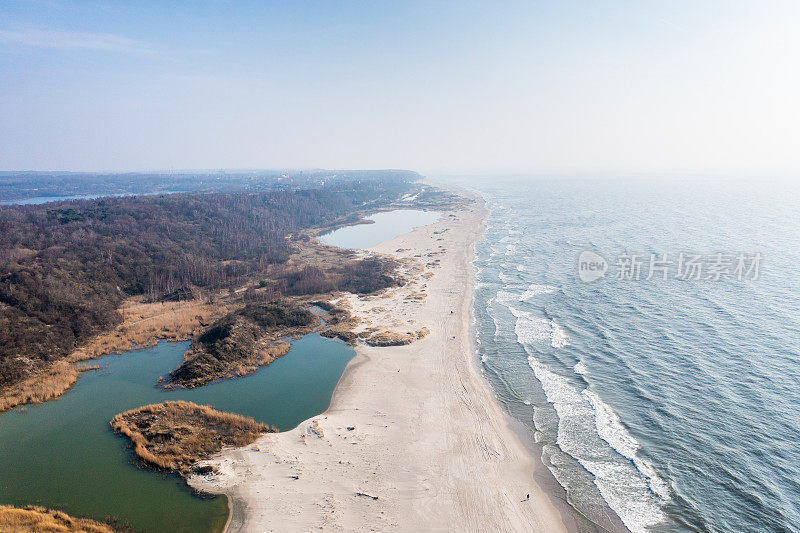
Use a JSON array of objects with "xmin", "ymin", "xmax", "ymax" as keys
[
  {"xmin": 68, "ymin": 297, "xmax": 232, "ymax": 364},
  {"xmin": 290, "ymin": 231, "xmax": 359, "ymax": 271},
  {"xmin": 0, "ymin": 297, "xmax": 231, "ymax": 413},
  {"xmin": 0, "ymin": 361, "xmax": 79, "ymax": 414},
  {"xmin": 255, "ymin": 340, "xmax": 291, "ymax": 368},
  {"xmin": 110, "ymin": 401, "xmax": 274, "ymax": 475},
  {"xmin": 365, "ymin": 328, "xmax": 430, "ymax": 347},
  {"xmin": 316, "ymin": 304, "xmax": 362, "ymax": 344},
  {"xmin": 0, "ymin": 505, "xmax": 114, "ymax": 532}
]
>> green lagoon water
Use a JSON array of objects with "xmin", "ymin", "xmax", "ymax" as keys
[{"xmin": 0, "ymin": 334, "xmax": 354, "ymax": 532}]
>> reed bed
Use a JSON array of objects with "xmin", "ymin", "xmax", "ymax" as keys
[
  {"xmin": 0, "ymin": 298, "xmax": 230, "ymax": 413},
  {"xmin": 0, "ymin": 505, "xmax": 114, "ymax": 532},
  {"xmin": 0, "ymin": 361, "xmax": 78, "ymax": 414},
  {"xmin": 110, "ymin": 401, "xmax": 274, "ymax": 475}
]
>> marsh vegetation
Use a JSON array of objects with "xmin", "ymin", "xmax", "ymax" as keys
[{"xmin": 110, "ymin": 401, "xmax": 273, "ymax": 475}]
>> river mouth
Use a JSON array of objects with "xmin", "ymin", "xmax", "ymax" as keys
[{"xmin": 0, "ymin": 333, "xmax": 354, "ymax": 533}]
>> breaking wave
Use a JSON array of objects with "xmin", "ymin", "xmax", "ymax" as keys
[
  {"xmin": 498, "ymin": 289, "xmax": 668, "ymax": 532},
  {"xmin": 528, "ymin": 358, "xmax": 667, "ymax": 533}
]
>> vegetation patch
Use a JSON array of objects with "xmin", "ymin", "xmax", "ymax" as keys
[
  {"xmin": 275, "ymin": 257, "xmax": 401, "ymax": 296},
  {"xmin": 365, "ymin": 328, "xmax": 430, "ymax": 347},
  {"xmin": 163, "ymin": 302, "xmax": 315, "ymax": 389},
  {"xmin": 337, "ymin": 258, "xmax": 401, "ymax": 294},
  {"xmin": 110, "ymin": 401, "xmax": 273, "ymax": 475},
  {"xmin": 317, "ymin": 305, "xmax": 361, "ymax": 344},
  {"xmin": 0, "ymin": 505, "xmax": 114, "ymax": 533},
  {"xmin": 0, "ymin": 361, "xmax": 81, "ymax": 414}
]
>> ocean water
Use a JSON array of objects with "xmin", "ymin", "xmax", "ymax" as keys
[{"xmin": 464, "ymin": 177, "xmax": 800, "ymax": 532}]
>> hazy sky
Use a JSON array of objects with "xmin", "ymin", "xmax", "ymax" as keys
[{"xmin": 1, "ymin": 1, "xmax": 799, "ymax": 174}]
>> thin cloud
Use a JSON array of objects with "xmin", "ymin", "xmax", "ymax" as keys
[{"xmin": 0, "ymin": 28, "xmax": 153, "ymax": 53}]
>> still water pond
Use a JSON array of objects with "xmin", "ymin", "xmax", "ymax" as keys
[
  {"xmin": 319, "ymin": 209, "xmax": 440, "ymax": 249},
  {"xmin": 0, "ymin": 334, "xmax": 354, "ymax": 532}
]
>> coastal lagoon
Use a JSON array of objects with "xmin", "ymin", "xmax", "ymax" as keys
[
  {"xmin": 319, "ymin": 209, "xmax": 440, "ymax": 249},
  {"xmin": 0, "ymin": 334, "xmax": 354, "ymax": 532},
  {"xmin": 0, "ymin": 205, "xmax": 440, "ymax": 532}
]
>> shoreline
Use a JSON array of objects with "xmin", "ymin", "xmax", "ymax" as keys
[
  {"xmin": 462, "ymin": 193, "xmax": 618, "ymax": 533},
  {"xmin": 190, "ymin": 191, "xmax": 573, "ymax": 531},
  {"xmin": 462, "ymin": 186, "xmax": 629, "ymax": 533},
  {"xmin": 465, "ymin": 264, "xmax": 594, "ymax": 533},
  {"xmin": 461, "ymin": 187, "xmax": 601, "ymax": 533}
]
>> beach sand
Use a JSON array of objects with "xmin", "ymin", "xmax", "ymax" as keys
[{"xmin": 189, "ymin": 196, "xmax": 572, "ymax": 532}]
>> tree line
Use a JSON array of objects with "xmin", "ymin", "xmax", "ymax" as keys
[{"xmin": 0, "ymin": 178, "xmax": 410, "ymax": 387}]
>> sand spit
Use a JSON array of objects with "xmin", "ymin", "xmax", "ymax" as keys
[{"xmin": 189, "ymin": 197, "xmax": 570, "ymax": 532}]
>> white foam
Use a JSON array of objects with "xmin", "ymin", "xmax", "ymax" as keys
[
  {"xmin": 550, "ymin": 321, "xmax": 569, "ymax": 348},
  {"xmin": 495, "ymin": 290, "xmax": 519, "ymax": 306},
  {"xmin": 516, "ymin": 263, "xmax": 526, "ymax": 271},
  {"xmin": 509, "ymin": 307, "xmax": 552, "ymax": 344},
  {"xmin": 495, "ymin": 283, "xmax": 557, "ymax": 303},
  {"xmin": 528, "ymin": 357, "xmax": 667, "ymax": 533},
  {"xmin": 574, "ymin": 361, "xmax": 588, "ymax": 376},
  {"xmin": 505, "ymin": 243, "xmax": 517, "ymax": 256},
  {"xmin": 520, "ymin": 283, "xmax": 557, "ymax": 300},
  {"xmin": 504, "ymin": 302, "xmax": 568, "ymax": 349},
  {"xmin": 485, "ymin": 296, "xmax": 502, "ymax": 340},
  {"xmin": 581, "ymin": 459, "xmax": 666, "ymax": 533},
  {"xmin": 584, "ymin": 390, "xmax": 671, "ymax": 500},
  {"xmin": 498, "ymin": 272, "xmax": 516, "ymax": 284},
  {"xmin": 583, "ymin": 390, "xmax": 639, "ymax": 459}
]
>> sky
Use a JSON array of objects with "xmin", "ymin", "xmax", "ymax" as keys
[{"xmin": 1, "ymin": 0, "xmax": 799, "ymax": 175}]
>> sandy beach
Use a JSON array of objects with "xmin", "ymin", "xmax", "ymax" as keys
[{"xmin": 190, "ymin": 195, "xmax": 572, "ymax": 532}]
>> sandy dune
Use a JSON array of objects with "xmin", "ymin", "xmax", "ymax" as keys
[{"xmin": 190, "ymin": 198, "xmax": 570, "ymax": 532}]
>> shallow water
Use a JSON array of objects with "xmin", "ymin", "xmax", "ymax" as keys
[
  {"xmin": 319, "ymin": 209, "xmax": 440, "ymax": 249},
  {"xmin": 463, "ymin": 176, "xmax": 800, "ymax": 532},
  {"xmin": 0, "ymin": 334, "xmax": 354, "ymax": 532}
]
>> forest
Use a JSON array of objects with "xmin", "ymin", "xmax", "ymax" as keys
[
  {"xmin": 0, "ymin": 176, "xmax": 411, "ymax": 388},
  {"xmin": 0, "ymin": 169, "xmax": 421, "ymax": 202}
]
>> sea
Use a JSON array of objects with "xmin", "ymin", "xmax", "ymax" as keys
[{"xmin": 458, "ymin": 176, "xmax": 800, "ymax": 533}]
